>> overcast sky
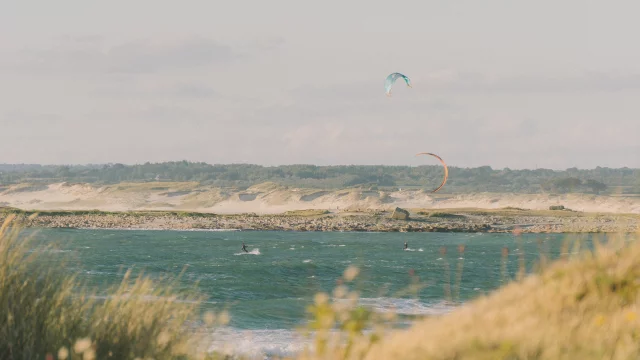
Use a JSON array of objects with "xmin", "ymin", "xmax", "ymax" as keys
[{"xmin": 1, "ymin": 0, "xmax": 638, "ymax": 169}]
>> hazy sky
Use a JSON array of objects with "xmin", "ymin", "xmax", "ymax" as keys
[{"xmin": 1, "ymin": 1, "xmax": 639, "ymax": 169}]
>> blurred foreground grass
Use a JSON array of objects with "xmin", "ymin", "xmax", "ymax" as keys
[
  {"xmin": 1, "ymin": 213, "xmax": 639, "ymax": 359},
  {"xmin": 295, "ymin": 229, "xmax": 640, "ymax": 360},
  {"xmin": 0, "ymin": 214, "xmax": 229, "ymax": 360}
]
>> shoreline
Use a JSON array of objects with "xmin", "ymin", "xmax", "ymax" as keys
[{"xmin": 2, "ymin": 208, "xmax": 638, "ymax": 233}]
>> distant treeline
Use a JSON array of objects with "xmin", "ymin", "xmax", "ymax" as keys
[{"xmin": 1, "ymin": 162, "xmax": 639, "ymax": 194}]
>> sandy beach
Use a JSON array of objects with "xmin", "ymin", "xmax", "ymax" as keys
[
  {"xmin": 2, "ymin": 181, "xmax": 639, "ymax": 233},
  {"xmin": 1, "ymin": 181, "xmax": 639, "ymax": 215}
]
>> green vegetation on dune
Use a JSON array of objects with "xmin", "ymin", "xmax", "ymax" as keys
[
  {"xmin": 412, "ymin": 207, "xmax": 640, "ymax": 218},
  {"xmin": 417, "ymin": 211, "xmax": 467, "ymax": 219},
  {"xmin": 1, "ymin": 162, "xmax": 638, "ymax": 194},
  {"xmin": 283, "ymin": 209, "xmax": 331, "ymax": 217}
]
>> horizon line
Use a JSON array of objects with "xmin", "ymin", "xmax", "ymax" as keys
[{"xmin": 0, "ymin": 161, "xmax": 637, "ymax": 172}]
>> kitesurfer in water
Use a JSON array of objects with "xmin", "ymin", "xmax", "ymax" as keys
[
  {"xmin": 242, "ymin": 242, "xmax": 248, "ymax": 253},
  {"xmin": 404, "ymin": 241, "xmax": 408, "ymax": 250}
]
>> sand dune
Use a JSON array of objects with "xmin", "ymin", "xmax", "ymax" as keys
[{"xmin": 1, "ymin": 181, "xmax": 639, "ymax": 214}]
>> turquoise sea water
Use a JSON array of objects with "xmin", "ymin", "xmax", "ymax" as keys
[{"xmin": 26, "ymin": 229, "xmax": 593, "ymax": 358}]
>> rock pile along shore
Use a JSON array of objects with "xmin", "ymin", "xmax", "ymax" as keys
[{"xmin": 1, "ymin": 210, "xmax": 637, "ymax": 233}]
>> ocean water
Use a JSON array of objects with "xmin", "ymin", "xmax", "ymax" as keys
[{"xmin": 25, "ymin": 229, "xmax": 594, "ymax": 358}]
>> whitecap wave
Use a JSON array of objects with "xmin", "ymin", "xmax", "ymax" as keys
[
  {"xmin": 207, "ymin": 328, "xmax": 309, "ymax": 359},
  {"xmin": 84, "ymin": 270, "xmax": 113, "ymax": 276},
  {"xmin": 355, "ymin": 298, "xmax": 455, "ymax": 316},
  {"xmin": 234, "ymin": 248, "xmax": 261, "ymax": 256},
  {"xmin": 203, "ymin": 303, "xmax": 452, "ymax": 358},
  {"xmin": 87, "ymin": 294, "xmax": 214, "ymax": 304},
  {"xmin": 28, "ymin": 249, "xmax": 72, "ymax": 254}
]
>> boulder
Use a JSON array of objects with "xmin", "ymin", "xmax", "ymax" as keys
[{"xmin": 390, "ymin": 207, "xmax": 410, "ymax": 220}]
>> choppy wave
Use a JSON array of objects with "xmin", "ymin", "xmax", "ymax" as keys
[
  {"xmin": 356, "ymin": 297, "xmax": 455, "ymax": 316},
  {"xmin": 205, "ymin": 299, "xmax": 454, "ymax": 359},
  {"xmin": 84, "ymin": 270, "xmax": 113, "ymax": 276},
  {"xmin": 234, "ymin": 248, "xmax": 261, "ymax": 256},
  {"xmin": 87, "ymin": 294, "xmax": 215, "ymax": 305},
  {"xmin": 207, "ymin": 328, "xmax": 308, "ymax": 359},
  {"xmin": 28, "ymin": 248, "xmax": 73, "ymax": 254}
]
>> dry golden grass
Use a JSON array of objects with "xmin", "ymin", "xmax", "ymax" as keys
[
  {"xmin": 247, "ymin": 182, "xmax": 284, "ymax": 192},
  {"xmin": 296, "ymin": 230, "xmax": 640, "ymax": 360},
  {"xmin": 106, "ymin": 182, "xmax": 201, "ymax": 193},
  {"xmin": 0, "ymin": 214, "xmax": 90, "ymax": 359},
  {"xmin": 0, "ymin": 214, "xmax": 231, "ymax": 360},
  {"xmin": 1, "ymin": 183, "xmax": 49, "ymax": 195},
  {"xmin": 179, "ymin": 189, "xmax": 228, "ymax": 209}
]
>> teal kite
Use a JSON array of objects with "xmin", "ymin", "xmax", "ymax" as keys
[{"xmin": 384, "ymin": 72, "xmax": 412, "ymax": 96}]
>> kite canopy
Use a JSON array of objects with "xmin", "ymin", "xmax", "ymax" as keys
[
  {"xmin": 415, "ymin": 152, "xmax": 449, "ymax": 193},
  {"xmin": 384, "ymin": 72, "xmax": 412, "ymax": 96}
]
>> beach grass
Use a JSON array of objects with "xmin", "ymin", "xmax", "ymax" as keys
[
  {"xmin": 295, "ymin": 230, "xmax": 640, "ymax": 360},
  {"xmin": 0, "ymin": 214, "xmax": 232, "ymax": 360}
]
